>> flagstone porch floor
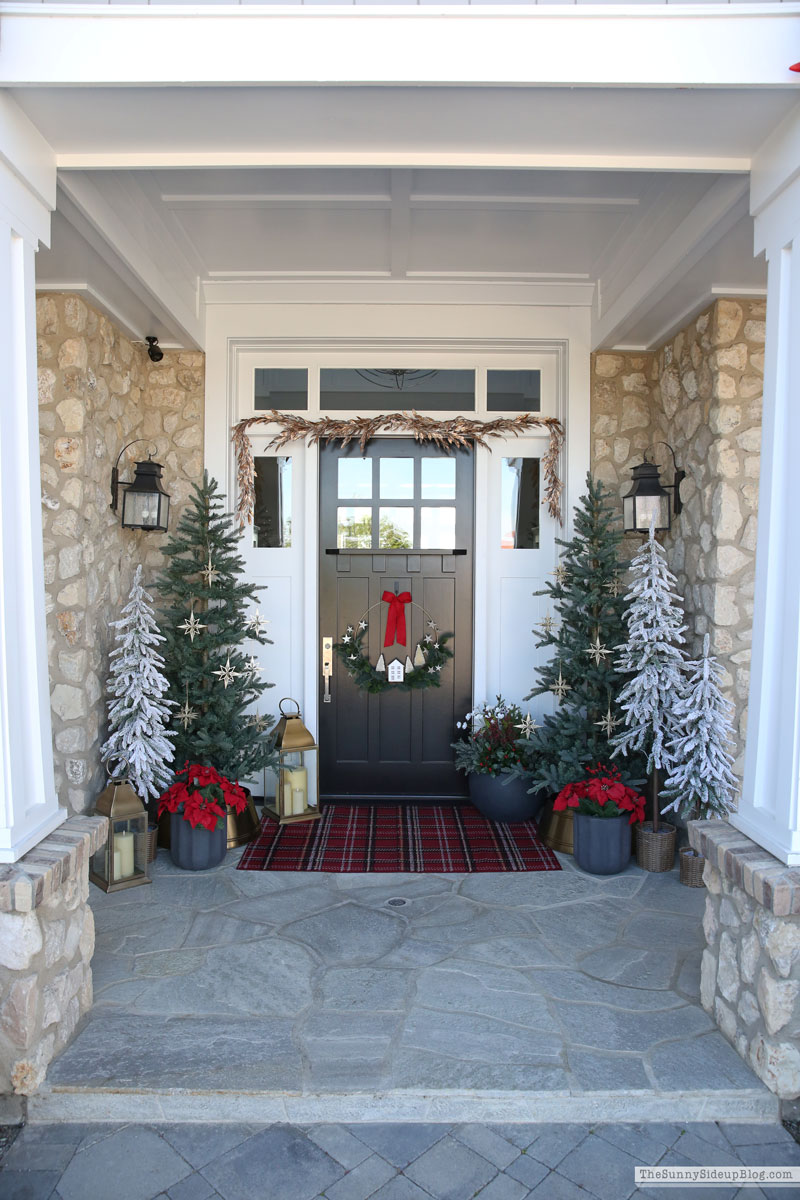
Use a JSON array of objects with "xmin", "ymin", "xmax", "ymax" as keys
[{"xmin": 29, "ymin": 845, "xmax": 778, "ymax": 1126}]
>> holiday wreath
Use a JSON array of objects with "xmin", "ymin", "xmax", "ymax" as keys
[{"xmin": 334, "ymin": 596, "xmax": 453, "ymax": 695}]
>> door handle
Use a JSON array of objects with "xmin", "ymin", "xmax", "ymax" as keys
[{"xmin": 322, "ymin": 636, "xmax": 333, "ymax": 703}]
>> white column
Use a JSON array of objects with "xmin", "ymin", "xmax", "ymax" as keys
[
  {"xmin": 0, "ymin": 99, "xmax": 64, "ymax": 862},
  {"xmin": 736, "ymin": 125, "xmax": 800, "ymax": 865}
]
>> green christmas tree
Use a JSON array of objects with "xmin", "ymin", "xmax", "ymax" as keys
[
  {"xmin": 156, "ymin": 473, "xmax": 276, "ymax": 782},
  {"xmin": 523, "ymin": 474, "xmax": 646, "ymax": 793}
]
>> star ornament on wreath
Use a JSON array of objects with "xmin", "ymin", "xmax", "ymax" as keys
[{"xmin": 333, "ymin": 599, "xmax": 453, "ymax": 695}]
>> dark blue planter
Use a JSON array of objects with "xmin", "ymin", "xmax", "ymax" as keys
[
  {"xmin": 169, "ymin": 813, "xmax": 227, "ymax": 871},
  {"xmin": 468, "ymin": 774, "xmax": 547, "ymax": 824},
  {"xmin": 573, "ymin": 812, "xmax": 631, "ymax": 875}
]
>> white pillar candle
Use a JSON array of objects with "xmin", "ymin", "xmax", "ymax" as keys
[
  {"xmin": 117, "ymin": 831, "xmax": 135, "ymax": 878},
  {"xmin": 286, "ymin": 767, "xmax": 308, "ymax": 813},
  {"xmin": 282, "ymin": 780, "xmax": 293, "ymax": 817},
  {"xmin": 113, "ymin": 849, "xmax": 122, "ymax": 880}
]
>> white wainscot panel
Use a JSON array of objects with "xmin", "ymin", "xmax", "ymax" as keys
[{"xmin": 499, "ymin": 577, "xmax": 554, "ymax": 722}]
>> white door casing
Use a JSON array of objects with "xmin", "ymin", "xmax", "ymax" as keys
[{"xmin": 204, "ymin": 305, "xmax": 591, "ymax": 786}]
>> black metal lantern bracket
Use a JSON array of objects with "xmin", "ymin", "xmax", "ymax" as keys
[
  {"xmin": 647, "ymin": 441, "xmax": 685, "ymax": 517},
  {"xmin": 110, "ymin": 439, "xmax": 158, "ymax": 514}
]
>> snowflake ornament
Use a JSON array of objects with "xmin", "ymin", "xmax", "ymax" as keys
[{"xmin": 244, "ymin": 655, "xmax": 261, "ymax": 677}]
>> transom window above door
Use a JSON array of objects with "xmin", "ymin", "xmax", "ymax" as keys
[
  {"xmin": 336, "ymin": 452, "xmax": 459, "ymax": 550},
  {"xmin": 321, "ymin": 369, "xmax": 475, "ymax": 412}
]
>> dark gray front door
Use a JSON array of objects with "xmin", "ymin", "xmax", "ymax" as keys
[{"xmin": 319, "ymin": 438, "xmax": 473, "ymax": 802}]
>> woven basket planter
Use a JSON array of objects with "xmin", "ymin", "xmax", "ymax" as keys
[
  {"xmin": 679, "ymin": 845, "xmax": 706, "ymax": 887},
  {"xmin": 635, "ymin": 821, "xmax": 676, "ymax": 872}
]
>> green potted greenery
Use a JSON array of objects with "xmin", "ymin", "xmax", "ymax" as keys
[{"xmin": 452, "ymin": 698, "xmax": 545, "ymax": 823}]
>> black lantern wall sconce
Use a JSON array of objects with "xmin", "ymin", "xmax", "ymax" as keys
[
  {"xmin": 622, "ymin": 442, "xmax": 685, "ymax": 534},
  {"xmin": 110, "ymin": 440, "xmax": 171, "ymax": 531}
]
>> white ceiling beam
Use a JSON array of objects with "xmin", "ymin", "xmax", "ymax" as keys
[
  {"xmin": 56, "ymin": 173, "xmax": 204, "ymax": 347},
  {"xmin": 593, "ymin": 175, "xmax": 751, "ymax": 349},
  {"xmin": 750, "ymin": 99, "xmax": 800, "ymax": 224},
  {"xmin": 0, "ymin": 92, "xmax": 56, "ymax": 216},
  {"xmin": 55, "ymin": 151, "xmax": 755, "ymax": 173},
  {"xmin": 1, "ymin": 7, "xmax": 796, "ymax": 88}
]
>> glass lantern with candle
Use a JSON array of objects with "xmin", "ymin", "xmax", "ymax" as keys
[
  {"xmin": 89, "ymin": 778, "xmax": 153, "ymax": 892},
  {"xmin": 266, "ymin": 698, "xmax": 322, "ymax": 825}
]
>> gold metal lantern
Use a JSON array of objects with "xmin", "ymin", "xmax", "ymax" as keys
[
  {"xmin": 265, "ymin": 698, "xmax": 321, "ymax": 825},
  {"xmin": 89, "ymin": 779, "xmax": 152, "ymax": 892}
]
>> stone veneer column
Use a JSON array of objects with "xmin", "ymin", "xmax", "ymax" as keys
[
  {"xmin": 36, "ymin": 294, "xmax": 205, "ymax": 817},
  {"xmin": 0, "ymin": 815, "xmax": 107, "ymax": 1100},
  {"xmin": 690, "ymin": 820, "xmax": 800, "ymax": 1100}
]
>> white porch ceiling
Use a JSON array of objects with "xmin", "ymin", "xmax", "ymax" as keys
[{"xmin": 17, "ymin": 84, "xmax": 798, "ymax": 351}]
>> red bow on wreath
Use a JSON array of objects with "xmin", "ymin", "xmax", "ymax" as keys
[{"xmin": 382, "ymin": 590, "xmax": 412, "ymax": 647}]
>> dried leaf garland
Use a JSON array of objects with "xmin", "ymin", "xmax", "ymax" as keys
[{"xmin": 232, "ymin": 409, "xmax": 565, "ymax": 528}]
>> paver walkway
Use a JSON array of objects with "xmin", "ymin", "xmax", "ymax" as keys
[
  {"xmin": 31, "ymin": 845, "xmax": 775, "ymax": 1123},
  {"xmin": 3, "ymin": 1118, "xmax": 800, "ymax": 1200}
]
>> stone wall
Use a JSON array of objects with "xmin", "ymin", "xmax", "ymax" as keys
[
  {"xmin": 36, "ymin": 294, "xmax": 205, "ymax": 816},
  {"xmin": 690, "ymin": 820, "xmax": 800, "ymax": 1101},
  {"xmin": 0, "ymin": 817, "xmax": 107, "ymax": 1096},
  {"xmin": 590, "ymin": 297, "xmax": 764, "ymax": 781}
]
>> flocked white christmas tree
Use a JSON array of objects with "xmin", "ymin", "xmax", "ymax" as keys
[
  {"xmin": 660, "ymin": 634, "xmax": 738, "ymax": 820},
  {"xmin": 612, "ymin": 522, "xmax": 689, "ymax": 827},
  {"xmin": 101, "ymin": 565, "xmax": 176, "ymax": 807}
]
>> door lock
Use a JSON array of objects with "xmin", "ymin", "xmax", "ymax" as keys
[{"xmin": 322, "ymin": 636, "xmax": 333, "ymax": 703}]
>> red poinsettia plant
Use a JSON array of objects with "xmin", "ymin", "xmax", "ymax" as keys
[
  {"xmin": 158, "ymin": 762, "xmax": 247, "ymax": 832},
  {"xmin": 554, "ymin": 762, "xmax": 646, "ymax": 825}
]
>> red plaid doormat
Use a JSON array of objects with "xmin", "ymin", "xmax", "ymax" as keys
[{"xmin": 237, "ymin": 804, "xmax": 561, "ymax": 873}]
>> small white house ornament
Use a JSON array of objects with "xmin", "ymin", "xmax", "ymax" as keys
[{"xmin": 387, "ymin": 659, "xmax": 404, "ymax": 683}]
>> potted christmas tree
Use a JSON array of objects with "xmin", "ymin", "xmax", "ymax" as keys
[
  {"xmin": 522, "ymin": 474, "xmax": 645, "ymax": 851},
  {"xmin": 612, "ymin": 522, "xmax": 688, "ymax": 871},
  {"xmin": 100, "ymin": 565, "xmax": 176, "ymax": 856},
  {"xmin": 157, "ymin": 473, "xmax": 277, "ymax": 857},
  {"xmin": 661, "ymin": 634, "xmax": 738, "ymax": 886}
]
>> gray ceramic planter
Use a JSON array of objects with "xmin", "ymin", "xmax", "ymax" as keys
[
  {"xmin": 573, "ymin": 811, "xmax": 631, "ymax": 875},
  {"xmin": 468, "ymin": 774, "xmax": 547, "ymax": 824},
  {"xmin": 169, "ymin": 813, "xmax": 227, "ymax": 871}
]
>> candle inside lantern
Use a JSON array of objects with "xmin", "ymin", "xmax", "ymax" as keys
[
  {"xmin": 285, "ymin": 766, "xmax": 307, "ymax": 814},
  {"xmin": 113, "ymin": 849, "xmax": 122, "ymax": 879},
  {"xmin": 282, "ymin": 779, "xmax": 293, "ymax": 817},
  {"xmin": 117, "ymin": 831, "xmax": 135, "ymax": 878}
]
